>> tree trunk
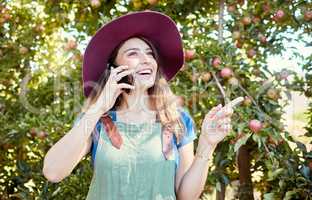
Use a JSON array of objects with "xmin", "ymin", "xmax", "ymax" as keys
[
  {"xmin": 215, "ymin": 1, "xmax": 226, "ymax": 199},
  {"xmin": 216, "ymin": 183, "xmax": 226, "ymax": 200},
  {"xmin": 238, "ymin": 145, "xmax": 254, "ymax": 200}
]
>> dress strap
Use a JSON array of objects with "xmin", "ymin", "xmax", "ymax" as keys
[
  {"xmin": 102, "ymin": 110, "xmax": 174, "ymax": 160},
  {"xmin": 100, "ymin": 113, "xmax": 123, "ymax": 149}
]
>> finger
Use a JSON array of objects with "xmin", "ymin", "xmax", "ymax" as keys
[
  {"xmin": 218, "ymin": 117, "xmax": 231, "ymax": 124},
  {"xmin": 213, "ymin": 107, "xmax": 233, "ymax": 120},
  {"xmin": 115, "ymin": 69, "xmax": 135, "ymax": 81},
  {"xmin": 205, "ymin": 104, "xmax": 222, "ymax": 119},
  {"xmin": 225, "ymin": 96, "xmax": 244, "ymax": 109},
  {"xmin": 111, "ymin": 65, "xmax": 129, "ymax": 74},
  {"xmin": 218, "ymin": 123, "xmax": 232, "ymax": 133},
  {"xmin": 117, "ymin": 83, "xmax": 135, "ymax": 90}
]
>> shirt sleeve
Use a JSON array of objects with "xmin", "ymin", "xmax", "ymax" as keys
[{"xmin": 176, "ymin": 108, "xmax": 197, "ymax": 149}]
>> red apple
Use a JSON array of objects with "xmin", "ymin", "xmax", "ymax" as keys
[
  {"xmin": 262, "ymin": 3, "xmax": 271, "ymax": 14},
  {"xmin": 268, "ymin": 135, "xmax": 277, "ymax": 146},
  {"xmin": 243, "ymin": 96, "xmax": 252, "ymax": 106},
  {"xmin": 249, "ymin": 119, "xmax": 263, "ymax": 133},
  {"xmin": 37, "ymin": 131, "xmax": 48, "ymax": 139},
  {"xmin": 90, "ymin": 0, "xmax": 101, "ymax": 8},
  {"xmin": 2, "ymin": 143, "xmax": 13, "ymax": 150},
  {"xmin": 273, "ymin": 10, "xmax": 285, "ymax": 22},
  {"xmin": 201, "ymin": 72, "xmax": 211, "ymax": 82},
  {"xmin": 65, "ymin": 39, "xmax": 77, "ymax": 51},
  {"xmin": 237, "ymin": 0, "xmax": 244, "ymax": 6},
  {"xmin": 227, "ymin": 4, "xmax": 236, "ymax": 13},
  {"xmin": 304, "ymin": 11, "xmax": 312, "ymax": 21},
  {"xmin": 242, "ymin": 16, "xmax": 251, "ymax": 25},
  {"xmin": 220, "ymin": 67, "xmax": 233, "ymax": 79},
  {"xmin": 30, "ymin": 128, "xmax": 37, "ymax": 138},
  {"xmin": 184, "ymin": 49, "xmax": 196, "ymax": 61},
  {"xmin": 258, "ymin": 33, "xmax": 267, "ymax": 44},
  {"xmin": 247, "ymin": 48, "xmax": 256, "ymax": 58},
  {"xmin": 147, "ymin": 0, "xmax": 158, "ymax": 6},
  {"xmin": 19, "ymin": 46, "xmax": 29, "ymax": 54},
  {"xmin": 252, "ymin": 16, "xmax": 261, "ymax": 24},
  {"xmin": 35, "ymin": 24, "xmax": 45, "ymax": 32},
  {"xmin": 236, "ymin": 40, "xmax": 243, "ymax": 48},
  {"xmin": 3, "ymin": 13, "xmax": 11, "ymax": 21},
  {"xmin": 211, "ymin": 57, "xmax": 222, "ymax": 68},
  {"xmin": 232, "ymin": 31, "xmax": 241, "ymax": 40}
]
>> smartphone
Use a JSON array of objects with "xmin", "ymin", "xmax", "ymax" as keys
[{"xmin": 108, "ymin": 63, "xmax": 134, "ymax": 92}]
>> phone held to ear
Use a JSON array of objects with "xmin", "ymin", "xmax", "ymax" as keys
[{"xmin": 108, "ymin": 63, "xmax": 134, "ymax": 92}]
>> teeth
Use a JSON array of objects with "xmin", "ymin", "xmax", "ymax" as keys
[{"xmin": 137, "ymin": 69, "xmax": 152, "ymax": 75}]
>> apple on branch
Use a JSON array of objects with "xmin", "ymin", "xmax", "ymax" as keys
[
  {"xmin": 211, "ymin": 56, "xmax": 222, "ymax": 68},
  {"xmin": 249, "ymin": 119, "xmax": 263, "ymax": 133},
  {"xmin": 184, "ymin": 49, "xmax": 196, "ymax": 61},
  {"xmin": 220, "ymin": 67, "xmax": 233, "ymax": 79}
]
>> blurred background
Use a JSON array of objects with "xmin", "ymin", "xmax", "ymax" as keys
[{"xmin": 0, "ymin": 0, "xmax": 311, "ymax": 199}]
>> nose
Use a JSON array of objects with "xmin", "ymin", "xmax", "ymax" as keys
[{"xmin": 139, "ymin": 52, "xmax": 151, "ymax": 63}]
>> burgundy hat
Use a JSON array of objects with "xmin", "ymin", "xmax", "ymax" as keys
[{"xmin": 82, "ymin": 10, "xmax": 184, "ymax": 97}]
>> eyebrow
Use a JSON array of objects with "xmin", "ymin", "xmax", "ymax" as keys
[{"xmin": 123, "ymin": 47, "xmax": 152, "ymax": 54}]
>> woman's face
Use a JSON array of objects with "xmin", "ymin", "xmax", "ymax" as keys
[{"xmin": 114, "ymin": 37, "xmax": 158, "ymax": 90}]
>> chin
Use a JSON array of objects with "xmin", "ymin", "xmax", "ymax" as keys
[{"xmin": 135, "ymin": 78, "xmax": 156, "ymax": 89}]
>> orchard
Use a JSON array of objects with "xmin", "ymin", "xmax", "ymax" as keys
[{"xmin": 0, "ymin": 0, "xmax": 311, "ymax": 199}]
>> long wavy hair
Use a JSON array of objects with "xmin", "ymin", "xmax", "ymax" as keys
[{"xmin": 81, "ymin": 36, "xmax": 185, "ymax": 143}]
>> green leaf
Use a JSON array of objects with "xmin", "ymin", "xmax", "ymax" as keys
[
  {"xmin": 263, "ymin": 192, "xmax": 277, "ymax": 200},
  {"xmin": 284, "ymin": 190, "xmax": 297, "ymax": 200},
  {"xmin": 268, "ymin": 168, "xmax": 284, "ymax": 181}
]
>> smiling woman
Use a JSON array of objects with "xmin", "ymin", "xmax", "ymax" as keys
[{"xmin": 42, "ymin": 10, "xmax": 234, "ymax": 200}]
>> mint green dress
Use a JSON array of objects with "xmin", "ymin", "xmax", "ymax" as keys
[
  {"xmin": 85, "ymin": 120, "xmax": 177, "ymax": 200},
  {"xmin": 73, "ymin": 108, "xmax": 197, "ymax": 200}
]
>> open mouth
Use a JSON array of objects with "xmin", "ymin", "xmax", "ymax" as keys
[{"xmin": 136, "ymin": 68, "xmax": 153, "ymax": 76}]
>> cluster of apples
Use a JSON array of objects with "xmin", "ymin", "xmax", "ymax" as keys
[
  {"xmin": 183, "ymin": 49, "xmax": 212, "ymax": 82},
  {"xmin": 30, "ymin": 128, "xmax": 48, "ymax": 139},
  {"xmin": 210, "ymin": 56, "xmax": 240, "ymax": 87},
  {"xmin": 0, "ymin": 6, "xmax": 11, "ymax": 25}
]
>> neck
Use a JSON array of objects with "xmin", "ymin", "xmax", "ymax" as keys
[{"xmin": 117, "ymin": 88, "xmax": 155, "ymax": 114}]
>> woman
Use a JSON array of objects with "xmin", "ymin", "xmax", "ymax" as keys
[{"xmin": 43, "ymin": 11, "xmax": 237, "ymax": 200}]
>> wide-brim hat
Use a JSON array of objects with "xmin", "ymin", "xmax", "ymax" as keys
[{"xmin": 82, "ymin": 10, "xmax": 184, "ymax": 97}]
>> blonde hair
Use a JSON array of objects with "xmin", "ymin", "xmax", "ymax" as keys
[{"xmin": 81, "ymin": 36, "xmax": 185, "ymax": 143}]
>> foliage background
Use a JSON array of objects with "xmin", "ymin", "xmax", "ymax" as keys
[{"xmin": 0, "ymin": 0, "xmax": 311, "ymax": 199}]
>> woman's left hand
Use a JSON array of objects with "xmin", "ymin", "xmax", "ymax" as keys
[{"xmin": 199, "ymin": 104, "xmax": 234, "ymax": 146}]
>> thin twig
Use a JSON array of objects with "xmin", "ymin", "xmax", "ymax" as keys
[
  {"xmin": 211, "ymin": 71, "xmax": 229, "ymax": 104},
  {"xmin": 237, "ymin": 80, "xmax": 274, "ymax": 124}
]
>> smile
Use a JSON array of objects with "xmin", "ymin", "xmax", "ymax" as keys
[{"xmin": 136, "ymin": 68, "xmax": 153, "ymax": 75}]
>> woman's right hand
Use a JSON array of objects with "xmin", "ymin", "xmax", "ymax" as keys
[{"xmin": 91, "ymin": 65, "xmax": 135, "ymax": 114}]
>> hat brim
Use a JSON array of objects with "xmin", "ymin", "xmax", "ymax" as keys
[{"xmin": 82, "ymin": 11, "xmax": 184, "ymax": 97}]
